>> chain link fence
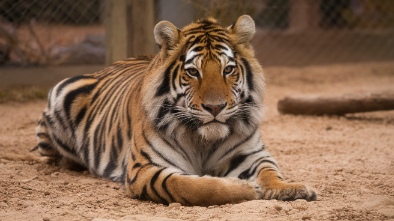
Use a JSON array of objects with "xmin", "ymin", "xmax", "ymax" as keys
[
  {"xmin": 190, "ymin": 0, "xmax": 394, "ymax": 66},
  {"xmin": 0, "ymin": 0, "xmax": 393, "ymax": 66},
  {"xmin": 0, "ymin": 0, "xmax": 105, "ymax": 65}
]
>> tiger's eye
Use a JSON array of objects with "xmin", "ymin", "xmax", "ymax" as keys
[
  {"xmin": 223, "ymin": 66, "xmax": 234, "ymax": 76},
  {"xmin": 186, "ymin": 68, "xmax": 199, "ymax": 77}
]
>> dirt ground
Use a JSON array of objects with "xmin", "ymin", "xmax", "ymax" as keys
[{"xmin": 0, "ymin": 61, "xmax": 394, "ymax": 221}]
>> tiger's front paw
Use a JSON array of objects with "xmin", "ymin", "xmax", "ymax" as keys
[
  {"xmin": 224, "ymin": 177, "xmax": 263, "ymax": 202},
  {"xmin": 278, "ymin": 183, "xmax": 317, "ymax": 201},
  {"xmin": 261, "ymin": 183, "xmax": 317, "ymax": 201}
]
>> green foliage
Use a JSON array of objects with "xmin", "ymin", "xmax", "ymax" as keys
[{"xmin": 0, "ymin": 86, "xmax": 49, "ymax": 103}]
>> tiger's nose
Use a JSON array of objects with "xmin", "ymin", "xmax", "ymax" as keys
[{"xmin": 201, "ymin": 102, "xmax": 227, "ymax": 117}]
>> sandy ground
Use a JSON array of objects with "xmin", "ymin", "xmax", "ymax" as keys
[{"xmin": 0, "ymin": 62, "xmax": 394, "ymax": 221}]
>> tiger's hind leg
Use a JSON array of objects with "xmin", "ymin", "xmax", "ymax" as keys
[
  {"xmin": 257, "ymin": 168, "xmax": 317, "ymax": 201},
  {"xmin": 34, "ymin": 113, "xmax": 86, "ymax": 171},
  {"xmin": 34, "ymin": 113, "xmax": 61, "ymax": 160}
]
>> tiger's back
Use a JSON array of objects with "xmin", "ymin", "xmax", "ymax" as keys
[{"xmin": 35, "ymin": 57, "xmax": 151, "ymax": 181}]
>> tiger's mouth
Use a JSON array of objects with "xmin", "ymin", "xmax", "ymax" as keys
[
  {"xmin": 203, "ymin": 119, "xmax": 227, "ymax": 125},
  {"xmin": 197, "ymin": 121, "xmax": 230, "ymax": 141}
]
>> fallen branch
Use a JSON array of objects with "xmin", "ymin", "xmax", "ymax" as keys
[{"xmin": 277, "ymin": 91, "xmax": 394, "ymax": 115}]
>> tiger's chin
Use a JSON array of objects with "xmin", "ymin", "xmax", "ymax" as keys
[{"xmin": 197, "ymin": 122, "xmax": 230, "ymax": 141}]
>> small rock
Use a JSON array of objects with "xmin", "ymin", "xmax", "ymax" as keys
[
  {"xmin": 0, "ymin": 202, "xmax": 8, "ymax": 208},
  {"xmin": 267, "ymin": 207, "xmax": 280, "ymax": 215},
  {"xmin": 51, "ymin": 172, "xmax": 60, "ymax": 177},
  {"xmin": 20, "ymin": 176, "xmax": 37, "ymax": 183},
  {"xmin": 274, "ymin": 205, "xmax": 282, "ymax": 211},
  {"xmin": 52, "ymin": 34, "xmax": 105, "ymax": 65}
]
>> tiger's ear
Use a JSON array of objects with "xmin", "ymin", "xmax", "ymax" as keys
[
  {"xmin": 154, "ymin": 20, "xmax": 180, "ymax": 52},
  {"xmin": 228, "ymin": 15, "xmax": 256, "ymax": 44}
]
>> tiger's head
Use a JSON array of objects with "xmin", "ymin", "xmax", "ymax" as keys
[{"xmin": 143, "ymin": 15, "xmax": 265, "ymax": 141}]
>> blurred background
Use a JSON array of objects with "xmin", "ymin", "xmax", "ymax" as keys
[
  {"xmin": 1, "ymin": 0, "xmax": 394, "ymax": 66},
  {"xmin": 0, "ymin": 0, "xmax": 393, "ymax": 101}
]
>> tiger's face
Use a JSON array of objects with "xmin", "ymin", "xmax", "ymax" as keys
[
  {"xmin": 179, "ymin": 39, "xmax": 242, "ymax": 140},
  {"xmin": 145, "ymin": 15, "xmax": 264, "ymax": 141}
]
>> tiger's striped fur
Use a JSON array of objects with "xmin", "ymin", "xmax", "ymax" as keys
[{"xmin": 35, "ymin": 15, "xmax": 317, "ymax": 206}]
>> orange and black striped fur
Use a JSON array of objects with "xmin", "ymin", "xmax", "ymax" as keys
[{"xmin": 35, "ymin": 15, "xmax": 316, "ymax": 206}]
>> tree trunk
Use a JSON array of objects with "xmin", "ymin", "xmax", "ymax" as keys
[{"xmin": 105, "ymin": 0, "xmax": 156, "ymax": 65}]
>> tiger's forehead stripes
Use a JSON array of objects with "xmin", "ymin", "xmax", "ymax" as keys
[
  {"xmin": 182, "ymin": 18, "xmax": 232, "ymax": 48},
  {"xmin": 185, "ymin": 32, "xmax": 231, "ymax": 49},
  {"xmin": 184, "ymin": 42, "xmax": 235, "ymax": 69},
  {"xmin": 183, "ymin": 29, "xmax": 235, "ymax": 69}
]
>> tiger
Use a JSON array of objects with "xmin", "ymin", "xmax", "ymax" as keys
[{"xmin": 34, "ymin": 15, "xmax": 317, "ymax": 206}]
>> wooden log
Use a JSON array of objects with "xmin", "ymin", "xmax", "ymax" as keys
[{"xmin": 277, "ymin": 92, "xmax": 394, "ymax": 115}]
